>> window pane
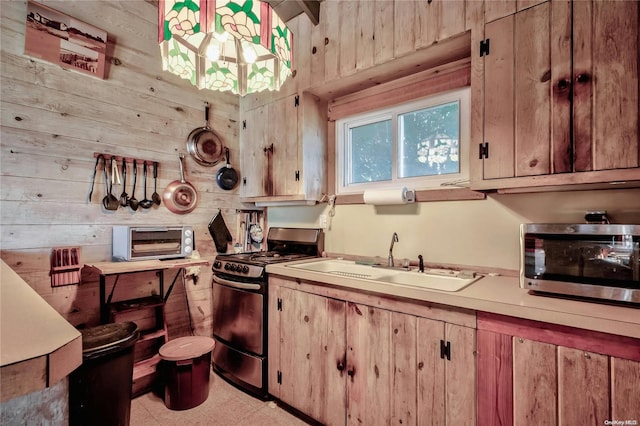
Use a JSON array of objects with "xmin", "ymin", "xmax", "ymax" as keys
[
  {"xmin": 349, "ymin": 120, "xmax": 392, "ymax": 184},
  {"xmin": 398, "ymin": 101, "xmax": 460, "ymax": 178}
]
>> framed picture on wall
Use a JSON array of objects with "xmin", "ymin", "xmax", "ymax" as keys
[{"xmin": 25, "ymin": 1, "xmax": 107, "ymax": 79}]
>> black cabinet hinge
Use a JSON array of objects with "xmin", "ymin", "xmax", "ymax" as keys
[
  {"xmin": 294, "ymin": 95, "xmax": 300, "ymax": 107},
  {"xmin": 479, "ymin": 39, "xmax": 490, "ymax": 57},
  {"xmin": 242, "ymin": 177, "xmax": 247, "ymax": 186},
  {"xmin": 277, "ymin": 297, "xmax": 282, "ymax": 311},
  {"xmin": 295, "ymin": 170, "xmax": 300, "ymax": 181},
  {"xmin": 277, "ymin": 370, "xmax": 282, "ymax": 384},
  {"xmin": 479, "ymin": 142, "xmax": 489, "ymax": 159},
  {"xmin": 242, "ymin": 120, "xmax": 246, "ymax": 129},
  {"xmin": 440, "ymin": 340, "xmax": 451, "ymax": 361}
]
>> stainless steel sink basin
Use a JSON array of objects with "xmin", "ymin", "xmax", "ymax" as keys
[{"xmin": 286, "ymin": 259, "xmax": 481, "ymax": 292}]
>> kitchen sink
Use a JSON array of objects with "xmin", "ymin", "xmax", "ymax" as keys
[
  {"xmin": 286, "ymin": 259, "xmax": 481, "ymax": 292},
  {"xmin": 374, "ymin": 270, "xmax": 480, "ymax": 292},
  {"xmin": 286, "ymin": 259, "xmax": 394, "ymax": 280}
]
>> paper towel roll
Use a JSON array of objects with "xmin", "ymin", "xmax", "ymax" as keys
[{"xmin": 363, "ymin": 187, "xmax": 415, "ymax": 205}]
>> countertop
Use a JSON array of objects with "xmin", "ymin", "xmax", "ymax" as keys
[
  {"xmin": 1, "ymin": 259, "xmax": 82, "ymax": 401},
  {"xmin": 266, "ymin": 258, "xmax": 640, "ymax": 339},
  {"xmin": 83, "ymin": 257, "xmax": 210, "ymax": 276}
]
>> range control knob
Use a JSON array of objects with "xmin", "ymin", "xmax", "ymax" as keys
[
  {"xmin": 213, "ymin": 261, "xmax": 221, "ymax": 269},
  {"xmin": 224, "ymin": 263, "xmax": 231, "ymax": 270},
  {"xmin": 242, "ymin": 265, "xmax": 250, "ymax": 274}
]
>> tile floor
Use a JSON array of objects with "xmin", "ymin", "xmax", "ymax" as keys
[{"xmin": 131, "ymin": 371, "xmax": 310, "ymax": 426}]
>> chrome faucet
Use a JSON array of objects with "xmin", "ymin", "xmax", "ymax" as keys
[{"xmin": 388, "ymin": 232, "xmax": 399, "ymax": 267}]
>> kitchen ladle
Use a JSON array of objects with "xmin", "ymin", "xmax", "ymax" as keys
[
  {"xmin": 151, "ymin": 162, "xmax": 161, "ymax": 206},
  {"xmin": 119, "ymin": 157, "xmax": 128, "ymax": 207},
  {"xmin": 140, "ymin": 162, "xmax": 153, "ymax": 209},
  {"xmin": 103, "ymin": 157, "xmax": 119, "ymax": 211},
  {"xmin": 129, "ymin": 159, "xmax": 139, "ymax": 211}
]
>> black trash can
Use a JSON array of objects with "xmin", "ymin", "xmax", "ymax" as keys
[{"xmin": 69, "ymin": 322, "xmax": 139, "ymax": 426}]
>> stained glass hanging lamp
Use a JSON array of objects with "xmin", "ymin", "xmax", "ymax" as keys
[{"xmin": 159, "ymin": 0, "xmax": 293, "ymax": 96}]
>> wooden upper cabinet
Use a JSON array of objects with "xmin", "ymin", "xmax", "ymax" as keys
[
  {"xmin": 240, "ymin": 105, "xmax": 267, "ymax": 198},
  {"xmin": 573, "ymin": 1, "xmax": 639, "ymax": 172},
  {"xmin": 475, "ymin": 0, "xmax": 640, "ymax": 190},
  {"xmin": 240, "ymin": 93, "xmax": 327, "ymax": 203},
  {"xmin": 321, "ymin": 0, "xmax": 468, "ymax": 84},
  {"xmin": 269, "ymin": 95, "xmax": 300, "ymax": 198}
]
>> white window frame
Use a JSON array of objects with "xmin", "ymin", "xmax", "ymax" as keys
[{"xmin": 335, "ymin": 87, "xmax": 470, "ymax": 195}]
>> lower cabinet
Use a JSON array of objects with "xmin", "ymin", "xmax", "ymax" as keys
[
  {"xmin": 477, "ymin": 312, "xmax": 640, "ymax": 426},
  {"xmin": 268, "ymin": 277, "xmax": 476, "ymax": 426}
]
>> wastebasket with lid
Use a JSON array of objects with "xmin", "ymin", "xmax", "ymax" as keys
[
  {"xmin": 159, "ymin": 336, "xmax": 215, "ymax": 410},
  {"xmin": 69, "ymin": 321, "xmax": 139, "ymax": 426}
]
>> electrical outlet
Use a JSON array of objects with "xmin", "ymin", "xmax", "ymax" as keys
[{"xmin": 319, "ymin": 214, "xmax": 328, "ymax": 229}]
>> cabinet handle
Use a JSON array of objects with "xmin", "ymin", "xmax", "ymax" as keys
[
  {"xmin": 337, "ymin": 361, "xmax": 344, "ymax": 371},
  {"xmin": 264, "ymin": 143, "xmax": 274, "ymax": 154},
  {"xmin": 576, "ymin": 73, "xmax": 590, "ymax": 83},
  {"xmin": 347, "ymin": 368, "xmax": 355, "ymax": 377}
]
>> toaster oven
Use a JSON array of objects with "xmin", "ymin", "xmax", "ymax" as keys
[
  {"xmin": 520, "ymin": 223, "xmax": 640, "ymax": 304},
  {"xmin": 112, "ymin": 226, "xmax": 194, "ymax": 261}
]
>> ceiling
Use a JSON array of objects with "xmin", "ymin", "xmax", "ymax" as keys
[{"xmin": 264, "ymin": 0, "xmax": 322, "ymax": 25}]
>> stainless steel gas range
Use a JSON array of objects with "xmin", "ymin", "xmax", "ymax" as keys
[{"xmin": 211, "ymin": 227, "xmax": 324, "ymax": 398}]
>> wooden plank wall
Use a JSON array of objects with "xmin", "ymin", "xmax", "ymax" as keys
[{"xmin": 0, "ymin": 0, "xmax": 244, "ymax": 337}]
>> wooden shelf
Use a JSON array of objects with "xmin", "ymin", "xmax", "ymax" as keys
[
  {"xmin": 109, "ymin": 294, "xmax": 169, "ymax": 397},
  {"xmin": 132, "ymin": 354, "xmax": 162, "ymax": 381},
  {"xmin": 138, "ymin": 329, "xmax": 168, "ymax": 343},
  {"xmin": 109, "ymin": 296, "xmax": 164, "ymax": 314},
  {"xmin": 85, "ymin": 258, "xmax": 211, "ymax": 397},
  {"xmin": 83, "ymin": 258, "xmax": 209, "ymax": 276}
]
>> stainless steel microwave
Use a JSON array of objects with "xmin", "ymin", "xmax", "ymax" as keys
[
  {"xmin": 520, "ymin": 223, "xmax": 640, "ymax": 304},
  {"xmin": 112, "ymin": 226, "xmax": 194, "ymax": 261}
]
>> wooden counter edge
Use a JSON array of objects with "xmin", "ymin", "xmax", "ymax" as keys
[
  {"xmin": 0, "ymin": 335, "xmax": 81, "ymax": 402},
  {"xmin": 83, "ymin": 258, "xmax": 210, "ymax": 276}
]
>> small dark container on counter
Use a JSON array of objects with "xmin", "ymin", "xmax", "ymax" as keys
[
  {"xmin": 159, "ymin": 336, "xmax": 215, "ymax": 410},
  {"xmin": 69, "ymin": 322, "xmax": 139, "ymax": 426}
]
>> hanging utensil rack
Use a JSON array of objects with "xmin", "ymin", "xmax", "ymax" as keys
[
  {"xmin": 90, "ymin": 153, "xmax": 160, "ymax": 211},
  {"xmin": 93, "ymin": 153, "xmax": 157, "ymax": 168}
]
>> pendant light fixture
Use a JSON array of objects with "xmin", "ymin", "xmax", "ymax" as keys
[{"xmin": 159, "ymin": 0, "xmax": 293, "ymax": 96}]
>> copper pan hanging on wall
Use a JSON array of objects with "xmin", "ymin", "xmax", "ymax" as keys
[
  {"xmin": 186, "ymin": 102, "xmax": 225, "ymax": 167},
  {"xmin": 163, "ymin": 154, "xmax": 198, "ymax": 214}
]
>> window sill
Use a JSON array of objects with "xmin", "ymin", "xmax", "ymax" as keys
[{"xmin": 334, "ymin": 188, "xmax": 486, "ymax": 205}]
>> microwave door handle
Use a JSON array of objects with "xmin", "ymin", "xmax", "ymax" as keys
[{"xmin": 212, "ymin": 275, "xmax": 261, "ymax": 291}]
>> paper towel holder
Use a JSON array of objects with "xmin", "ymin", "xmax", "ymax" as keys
[{"xmin": 363, "ymin": 187, "xmax": 416, "ymax": 205}]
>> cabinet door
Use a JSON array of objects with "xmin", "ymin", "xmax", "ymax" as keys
[
  {"xmin": 240, "ymin": 105, "xmax": 268, "ymax": 198},
  {"xmin": 483, "ymin": 1, "xmax": 572, "ymax": 179},
  {"xmin": 347, "ymin": 305, "xmax": 423, "ymax": 425},
  {"xmin": 346, "ymin": 303, "xmax": 393, "ymax": 425},
  {"xmin": 417, "ymin": 318, "xmax": 445, "ymax": 425},
  {"xmin": 558, "ymin": 347, "xmax": 609, "ymax": 425},
  {"xmin": 276, "ymin": 287, "xmax": 346, "ymax": 426},
  {"xmin": 269, "ymin": 95, "xmax": 301, "ymax": 197},
  {"xmin": 512, "ymin": 338, "xmax": 557, "ymax": 425},
  {"xmin": 573, "ymin": 1, "xmax": 639, "ymax": 172},
  {"xmin": 445, "ymin": 323, "xmax": 476, "ymax": 425},
  {"xmin": 611, "ymin": 357, "xmax": 640, "ymax": 419}
]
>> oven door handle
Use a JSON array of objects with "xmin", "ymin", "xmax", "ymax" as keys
[{"xmin": 213, "ymin": 275, "xmax": 262, "ymax": 291}]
